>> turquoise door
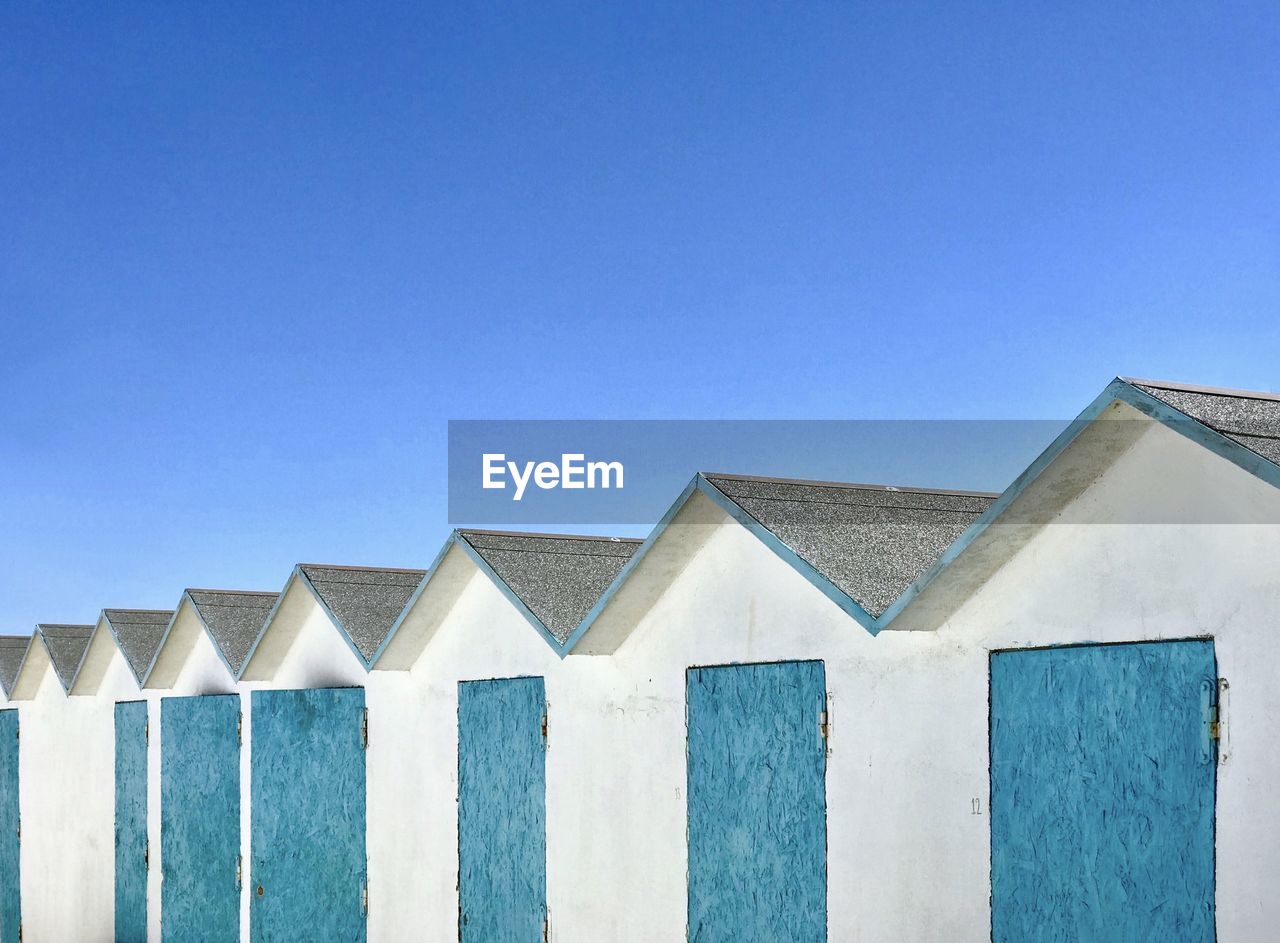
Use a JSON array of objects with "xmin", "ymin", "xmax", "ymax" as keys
[
  {"xmin": 458, "ymin": 676, "xmax": 546, "ymax": 943},
  {"xmin": 250, "ymin": 687, "xmax": 367, "ymax": 942},
  {"xmin": 0, "ymin": 711, "xmax": 18, "ymax": 943},
  {"xmin": 115, "ymin": 700, "xmax": 149, "ymax": 943},
  {"xmin": 686, "ymin": 660, "xmax": 828, "ymax": 943},
  {"xmin": 990, "ymin": 640, "xmax": 1218, "ymax": 942},
  {"xmin": 161, "ymin": 694, "xmax": 241, "ymax": 943}
]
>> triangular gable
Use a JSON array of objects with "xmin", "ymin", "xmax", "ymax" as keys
[
  {"xmin": 297, "ymin": 565, "xmax": 425, "ymax": 664},
  {"xmin": 74, "ymin": 609, "xmax": 176, "ymax": 695},
  {"xmin": 11, "ymin": 624, "xmax": 94, "ymax": 698},
  {"xmin": 143, "ymin": 589, "xmax": 277, "ymax": 688},
  {"xmin": 0, "ymin": 636, "xmax": 32, "ymax": 699},
  {"xmin": 873, "ymin": 377, "xmax": 1280, "ymax": 632},
  {"xmin": 240, "ymin": 564, "xmax": 425, "ymax": 680},
  {"xmin": 373, "ymin": 531, "xmax": 640, "ymax": 668},
  {"xmin": 565, "ymin": 473, "xmax": 996, "ymax": 653}
]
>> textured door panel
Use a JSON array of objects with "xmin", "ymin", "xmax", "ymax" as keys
[
  {"xmin": 990, "ymin": 640, "xmax": 1217, "ymax": 942},
  {"xmin": 686, "ymin": 660, "xmax": 828, "ymax": 943},
  {"xmin": 458, "ymin": 676, "xmax": 547, "ymax": 943},
  {"xmin": 115, "ymin": 700, "xmax": 149, "ymax": 943},
  {"xmin": 162, "ymin": 694, "xmax": 241, "ymax": 943},
  {"xmin": 0, "ymin": 711, "xmax": 18, "ymax": 943},
  {"xmin": 250, "ymin": 686, "xmax": 367, "ymax": 943}
]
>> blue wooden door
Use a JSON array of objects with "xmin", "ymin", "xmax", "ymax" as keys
[
  {"xmin": 0, "ymin": 711, "xmax": 18, "ymax": 943},
  {"xmin": 250, "ymin": 687, "xmax": 367, "ymax": 943},
  {"xmin": 990, "ymin": 640, "xmax": 1218, "ymax": 942},
  {"xmin": 162, "ymin": 694, "xmax": 241, "ymax": 943},
  {"xmin": 115, "ymin": 700, "xmax": 149, "ymax": 943},
  {"xmin": 458, "ymin": 676, "xmax": 547, "ymax": 943},
  {"xmin": 686, "ymin": 660, "xmax": 828, "ymax": 943}
]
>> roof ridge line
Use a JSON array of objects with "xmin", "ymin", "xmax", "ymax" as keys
[
  {"xmin": 298, "ymin": 563, "xmax": 427, "ymax": 575},
  {"xmin": 186, "ymin": 587, "xmax": 278, "ymax": 596},
  {"xmin": 460, "ymin": 528, "xmax": 644, "ymax": 543},
  {"xmin": 702, "ymin": 471, "xmax": 1000, "ymax": 498},
  {"xmin": 1123, "ymin": 376, "xmax": 1280, "ymax": 403},
  {"xmin": 713, "ymin": 493, "xmax": 995, "ymax": 515}
]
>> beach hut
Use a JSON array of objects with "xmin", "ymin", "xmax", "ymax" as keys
[
  {"xmin": 143, "ymin": 588, "xmax": 276, "ymax": 943},
  {"xmin": 239, "ymin": 564, "xmax": 423, "ymax": 942},
  {"xmin": 373, "ymin": 530, "xmax": 639, "ymax": 942}
]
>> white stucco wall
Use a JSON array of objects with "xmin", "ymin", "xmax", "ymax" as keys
[
  {"xmin": 11, "ymin": 416, "xmax": 1279, "ymax": 943},
  {"xmin": 18, "ymin": 652, "xmax": 116, "ymax": 943},
  {"xmin": 565, "ymin": 418, "xmax": 1280, "ymax": 942}
]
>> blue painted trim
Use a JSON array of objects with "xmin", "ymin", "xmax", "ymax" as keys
[
  {"xmin": 34, "ymin": 625, "xmax": 93, "ymax": 695},
  {"xmin": 368, "ymin": 537, "xmax": 457, "ymax": 668},
  {"xmin": 559, "ymin": 476, "xmax": 701, "ymax": 654},
  {"xmin": 872, "ymin": 380, "xmax": 1128, "ymax": 627},
  {"xmin": 99, "ymin": 611, "xmax": 147, "ymax": 689},
  {"xmin": 370, "ymin": 531, "xmax": 573, "ymax": 665},
  {"xmin": 186, "ymin": 591, "xmax": 243, "ymax": 680},
  {"xmin": 454, "ymin": 535, "xmax": 572, "ymax": 658},
  {"xmin": 562, "ymin": 474, "xmax": 881, "ymax": 654},
  {"xmin": 139, "ymin": 601, "xmax": 192, "ymax": 688},
  {"xmin": 877, "ymin": 378, "xmax": 1280, "ymax": 627},
  {"xmin": 8, "ymin": 633, "xmax": 38, "ymax": 698},
  {"xmin": 293, "ymin": 567, "xmax": 379, "ymax": 671},
  {"xmin": 695, "ymin": 476, "xmax": 882, "ymax": 635}
]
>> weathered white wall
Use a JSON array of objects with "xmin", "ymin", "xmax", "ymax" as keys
[
  {"xmin": 18, "ymin": 652, "xmax": 116, "ymax": 942},
  {"xmin": 367, "ymin": 566, "xmax": 594, "ymax": 942},
  {"xmin": 571, "ymin": 419, "xmax": 1280, "ymax": 941}
]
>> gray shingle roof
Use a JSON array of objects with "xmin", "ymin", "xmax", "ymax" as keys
[
  {"xmin": 37, "ymin": 624, "xmax": 94, "ymax": 691},
  {"xmin": 103, "ymin": 609, "xmax": 174, "ymax": 682},
  {"xmin": 1129, "ymin": 379, "xmax": 1280, "ymax": 466},
  {"xmin": 187, "ymin": 590, "xmax": 279, "ymax": 675},
  {"xmin": 0, "ymin": 636, "xmax": 31, "ymax": 697},
  {"xmin": 297, "ymin": 565, "xmax": 426, "ymax": 662},
  {"xmin": 459, "ymin": 531, "xmax": 643, "ymax": 642},
  {"xmin": 703, "ymin": 473, "xmax": 998, "ymax": 618}
]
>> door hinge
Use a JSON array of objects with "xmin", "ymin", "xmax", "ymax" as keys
[
  {"xmin": 540, "ymin": 713, "xmax": 548, "ymax": 743},
  {"xmin": 145, "ymin": 719, "xmax": 150, "ymax": 744},
  {"xmin": 237, "ymin": 712, "xmax": 243, "ymax": 745},
  {"xmin": 361, "ymin": 882, "xmax": 369, "ymax": 916},
  {"xmin": 819, "ymin": 709, "xmax": 829, "ymax": 740},
  {"xmin": 361, "ymin": 708, "xmax": 369, "ymax": 749},
  {"xmin": 458, "ymin": 903, "xmax": 464, "ymax": 941},
  {"xmin": 235, "ymin": 855, "xmax": 243, "ymax": 890},
  {"xmin": 542, "ymin": 913, "xmax": 550, "ymax": 943},
  {"xmin": 17, "ymin": 921, "xmax": 21, "ymax": 943},
  {"xmin": 144, "ymin": 840, "xmax": 150, "ymax": 868}
]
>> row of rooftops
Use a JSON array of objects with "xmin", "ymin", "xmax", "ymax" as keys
[{"xmin": 2, "ymin": 377, "xmax": 1279, "ymax": 698}]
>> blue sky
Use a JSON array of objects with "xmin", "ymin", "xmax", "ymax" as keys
[{"xmin": 2, "ymin": 2, "xmax": 1278, "ymax": 629}]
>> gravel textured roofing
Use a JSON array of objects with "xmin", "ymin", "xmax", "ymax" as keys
[
  {"xmin": 37, "ymin": 624, "xmax": 94, "ymax": 691},
  {"xmin": 460, "ymin": 531, "xmax": 643, "ymax": 642},
  {"xmin": 703, "ymin": 473, "xmax": 998, "ymax": 618},
  {"xmin": 1131, "ymin": 379, "xmax": 1280, "ymax": 466},
  {"xmin": 0, "ymin": 636, "xmax": 31, "ymax": 697},
  {"xmin": 298, "ymin": 565, "xmax": 426, "ymax": 662},
  {"xmin": 187, "ymin": 590, "xmax": 279, "ymax": 675},
  {"xmin": 103, "ymin": 609, "xmax": 174, "ymax": 681}
]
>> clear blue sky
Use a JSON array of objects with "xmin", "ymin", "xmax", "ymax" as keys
[{"xmin": 2, "ymin": 2, "xmax": 1278, "ymax": 630}]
